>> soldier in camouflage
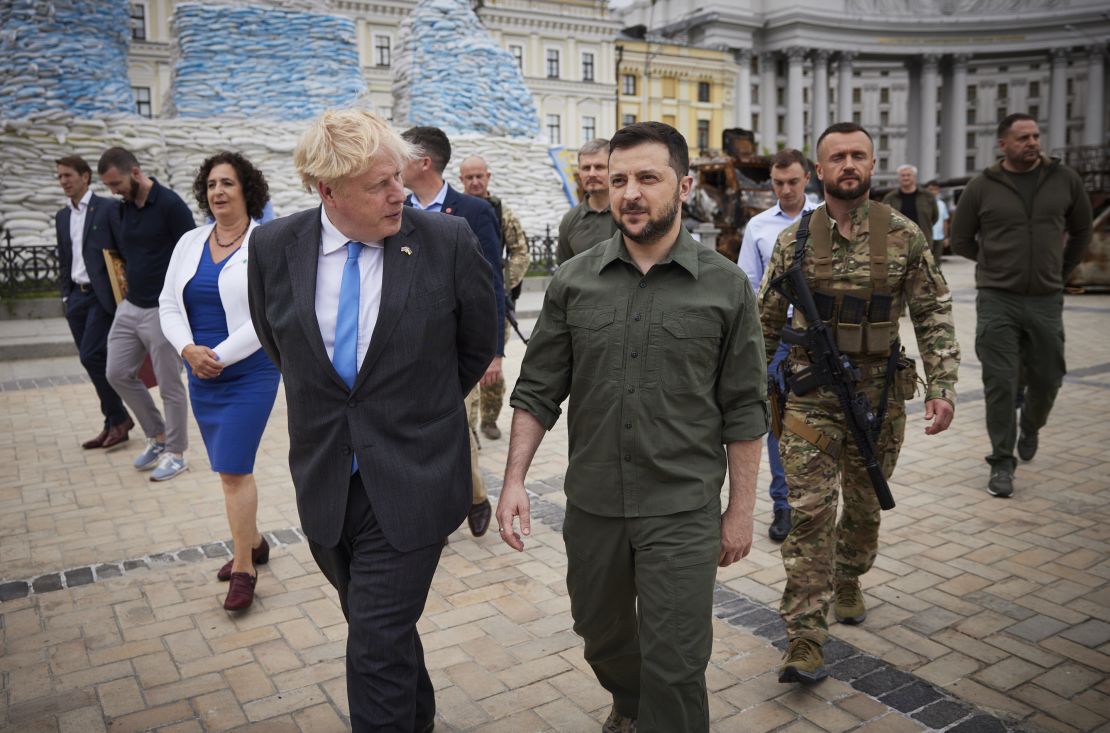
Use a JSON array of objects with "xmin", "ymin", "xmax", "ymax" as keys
[
  {"xmin": 460, "ymin": 155, "xmax": 530, "ymax": 440},
  {"xmin": 758, "ymin": 122, "xmax": 960, "ymax": 683}
]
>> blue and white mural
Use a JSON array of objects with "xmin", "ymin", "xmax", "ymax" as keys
[
  {"xmin": 393, "ymin": 0, "xmax": 540, "ymax": 138},
  {"xmin": 0, "ymin": 0, "xmax": 134, "ymax": 118}
]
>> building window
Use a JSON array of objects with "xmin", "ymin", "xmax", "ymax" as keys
[
  {"xmin": 879, "ymin": 134, "xmax": 889, "ymax": 150},
  {"xmin": 697, "ymin": 120, "xmax": 710, "ymax": 150},
  {"xmin": 374, "ymin": 35, "xmax": 391, "ymax": 68},
  {"xmin": 852, "ymin": 87, "xmax": 861, "ymax": 104},
  {"xmin": 997, "ymin": 82, "xmax": 1008, "ymax": 100},
  {"xmin": 777, "ymin": 114, "xmax": 785, "ymax": 131},
  {"xmin": 510, "ymin": 44, "xmax": 524, "ymax": 71},
  {"xmin": 776, "ymin": 87, "xmax": 785, "ymax": 106},
  {"xmin": 621, "ymin": 113, "xmax": 637, "ymax": 126},
  {"xmin": 879, "ymin": 156, "xmax": 889, "ymax": 172},
  {"xmin": 582, "ymin": 52, "xmax": 595, "ymax": 82},
  {"xmin": 752, "ymin": 85, "xmax": 759, "ymax": 104},
  {"xmin": 622, "ymin": 74, "xmax": 637, "ymax": 95},
  {"xmin": 967, "ymin": 85, "xmax": 976, "ymax": 102},
  {"xmin": 803, "ymin": 87, "xmax": 809, "ymax": 104},
  {"xmin": 546, "ymin": 49, "xmax": 560, "ymax": 79},
  {"xmin": 697, "ymin": 81, "xmax": 710, "ymax": 103},
  {"xmin": 880, "ymin": 87, "xmax": 890, "ymax": 104},
  {"xmin": 1029, "ymin": 80, "xmax": 1040, "ymax": 97},
  {"xmin": 966, "ymin": 107, "xmax": 976, "ymax": 124},
  {"xmin": 751, "ymin": 112, "xmax": 760, "ymax": 130},
  {"xmin": 581, "ymin": 116, "xmax": 596, "ymax": 141},
  {"xmin": 132, "ymin": 86, "xmax": 152, "ymax": 118},
  {"xmin": 662, "ymin": 77, "xmax": 676, "ymax": 98},
  {"xmin": 966, "ymin": 132, "xmax": 975, "ymax": 148},
  {"xmin": 965, "ymin": 155, "xmax": 976, "ymax": 171},
  {"xmin": 880, "ymin": 110, "xmax": 889, "ymax": 126},
  {"xmin": 996, "ymin": 107, "xmax": 1007, "ymax": 122},
  {"xmin": 1067, "ymin": 78, "xmax": 1073, "ymax": 95},
  {"xmin": 130, "ymin": 2, "xmax": 147, "ymax": 41},
  {"xmin": 852, "ymin": 110, "xmax": 861, "ymax": 124},
  {"xmin": 546, "ymin": 114, "xmax": 561, "ymax": 145},
  {"xmin": 1030, "ymin": 104, "xmax": 1040, "ymax": 119}
]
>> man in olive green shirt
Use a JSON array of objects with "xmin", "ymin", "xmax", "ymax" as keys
[
  {"xmin": 497, "ymin": 122, "xmax": 768, "ymax": 733},
  {"xmin": 556, "ymin": 137, "xmax": 619, "ymax": 264}
]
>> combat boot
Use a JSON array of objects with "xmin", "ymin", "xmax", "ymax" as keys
[
  {"xmin": 834, "ymin": 577, "xmax": 867, "ymax": 624},
  {"xmin": 601, "ymin": 707, "xmax": 636, "ymax": 732},
  {"xmin": 778, "ymin": 638, "xmax": 828, "ymax": 683}
]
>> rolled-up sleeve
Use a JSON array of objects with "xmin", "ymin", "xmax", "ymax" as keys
[
  {"xmin": 509, "ymin": 278, "xmax": 572, "ymax": 430},
  {"xmin": 718, "ymin": 282, "xmax": 770, "ymax": 443}
]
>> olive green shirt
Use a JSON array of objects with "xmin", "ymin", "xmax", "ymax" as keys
[
  {"xmin": 556, "ymin": 198, "xmax": 619, "ymax": 264},
  {"xmin": 511, "ymin": 228, "xmax": 769, "ymax": 518}
]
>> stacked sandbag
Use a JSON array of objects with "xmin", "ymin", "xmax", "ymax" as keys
[
  {"xmin": 166, "ymin": 2, "xmax": 366, "ymax": 120},
  {"xmin": 1, "ymin": 117, "xmax": 569, "ymax": 249},
  {"xmin": 0, "ymin": 0, "xmax": 133, "ymax": 118},
  {"xmin": 393, "ymin": 0, "xmax": 540, "ymax": 139}
]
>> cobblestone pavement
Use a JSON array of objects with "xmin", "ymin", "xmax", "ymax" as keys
[{"xmin": 1, "ymin": 256, "xmax": 1107, "ymax": 732}]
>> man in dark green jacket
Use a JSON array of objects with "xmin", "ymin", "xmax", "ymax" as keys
[
  {"xmin": 951, "ymin": 113, "xmax": 1093, "ymax": 498},
  {"xmin": 882, "ymin": 164, "xmax": 941, "ymax": 268}
]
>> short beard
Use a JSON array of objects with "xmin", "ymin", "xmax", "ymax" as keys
[
  {"xmin": 617, "ymin": 193, "xmax": 680, "ymax": 245},
  {"xmin": 825, "ymin": 175, "xmax": 871, "ymax": 202}
]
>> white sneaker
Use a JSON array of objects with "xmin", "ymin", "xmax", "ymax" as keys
[
  {"xmin": 150, "ymin": 453, "xmax": 187, "ymax": 482},
  {"xmin": 133, "ymin": 439, "xmax": 166, "ymax": 470}
]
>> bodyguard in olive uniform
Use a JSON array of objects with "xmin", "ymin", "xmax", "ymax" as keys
[
  {"xmin": 556, "ymin": 137, "xmax": 620, "ymax": 264},
  {"xmin": 951, "ymin": 113, "xmax": 1092, "ymax": 498},
  {"xmin": 497, "ymin": 123, "xmax": 767, "ymax": 732},
  {"xmin": 759, "ymin": 123, "xmax": 959, "ymax": 683}
]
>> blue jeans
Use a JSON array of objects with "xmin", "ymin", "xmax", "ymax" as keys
[{"xmin": 768, "ymin": 341, "xmax": 790, "ymax": 512}]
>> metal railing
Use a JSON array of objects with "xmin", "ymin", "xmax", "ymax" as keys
[
  {"xmin": 1, "ymin": 230, "xmax": 59, "ymax": 299},
  {"xmin": 526, "ymin": 225, "xmax": 557, "ymax": 276}
]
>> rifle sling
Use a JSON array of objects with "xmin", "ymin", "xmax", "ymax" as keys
[{"xmin": 784, "ymin": 413, "xmax": 842, "ymax": 459}]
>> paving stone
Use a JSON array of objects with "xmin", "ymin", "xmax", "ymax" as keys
[
  {"xmin": 912, "ymin": 698, "xmax": 975, "ymax": 729},
  {"xmin": 1006, "ymin": 615, "xmax": 1071, "ymax": 643},
  {"xmin": 880, "ymin": 681, "xmax": 944, "ymax": 713},
  {"xmin": 0, "ymin": 580, "xmax": 30, "ymax": 600},
  {"xmin": 828, "ymin": 655, "xmax": 885, "ymax": 682},
  {"xmin": 32, "ymin": 573, "xmax": 63, "ymax": 593},
  {"xmin": 1060, "ymin": 619, "xmax": 1110, "ymax": 648},
  {"xmin": 947, "ymin": 714, "xmax": 1008, "ymax": 733},
  {"xmin": 63, "ymin": 567, "xmax": 94, "ymax": 588},
  {"xmin": 94, "ymin": 564, "xmax": 122, "ymax": 579},
  {"xmin": 852, "ymin": 668, "xmax": 917, "ymax": 697}
]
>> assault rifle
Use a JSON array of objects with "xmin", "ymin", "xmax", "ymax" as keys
[{"xmin": 768, "ymin": 220, "xmax": 896, "ymax": 511}]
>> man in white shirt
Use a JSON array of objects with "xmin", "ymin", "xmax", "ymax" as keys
[
  {"xmin": 738, "ymin": 149, "xmax": 816, "ymax": 543},
  {"xmin": 927, "ymin": 179, "xmax": 950, "ymax": 257},
  {"xmin": 54, "ymin": 155, "xmax": 133, "ymax": 449}
]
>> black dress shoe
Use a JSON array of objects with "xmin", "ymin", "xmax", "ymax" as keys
[
  {"xmin": 1017, "ymin": 429, "xmax": 1038, "ymax": 461},
  {"xmin": 769, "ymin": 508, "xmax": 791, "ymax": 542},
  {"xmin": 467, "ymin": 498, "xmax": 492, "ymax": 537}
]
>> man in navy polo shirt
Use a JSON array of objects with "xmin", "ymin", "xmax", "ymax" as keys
[{"xmin": 98, "ymin": 147, "xmax": 195, "ymax": 482}]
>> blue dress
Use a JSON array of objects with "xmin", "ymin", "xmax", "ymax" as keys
[{"xmin": 183, "ymin": 244, "xmax": 280, "ymax": 474}]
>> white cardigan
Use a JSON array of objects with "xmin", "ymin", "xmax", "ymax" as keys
[{"xmin": 159, "ymin": 221, "xmax": 262, "ymax": 367}]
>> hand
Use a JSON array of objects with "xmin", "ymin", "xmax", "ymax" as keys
[
  {"xmin": 480, "ymin": 357, "xmax": 503, "ymax": 388},
  {"xmin": 923, "ymin": 398, "xmax": 954, "ymax": 435},
  {"xmin": 182, "ymin": 344, "xmax": 223, "ymax": 379},
  {"xmin": 495, "ymin": 481, "xmax": 531, "ymax": 552},
  {"xmin": 719, "ymin": 508, "xmax": 753, "ymax": 567}
]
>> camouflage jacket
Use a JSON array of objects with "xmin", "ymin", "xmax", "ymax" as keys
[
  {"xmin": 757, "ymin": 200, "xmax": 959, "ymax": 405},
  {"xmin": 489, "ymin": 194, "xmax": 529, "ymax": 290}
]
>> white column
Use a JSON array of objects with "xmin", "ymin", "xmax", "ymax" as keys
[
  {"xmin": 905, "ymin": 58, "xmax": 922, "ymax": 168},
  {"xmin": 920, "ymin": 54, "xmax": 940, "ymax": 182},
  {"xmin": 1048, "ymin": 47, "xmax": 1069, "ymax": 155},
  {"xmin": 943, "ymin": 54, "xmax": 969, "ymax": 178},
  {"xmin": 785, "ymin": 47, "xmax": 806, "ymax": 150},
  {"xmin": 760, "ymin": 50, "xmax": 778, "ymax": 152},
  {"xmin": 811, "ymin": 49, "xmax": 830, "ymax": 152},
  {"xmin": 734, "ymin": 48, "xmax": 753, "ymax": 130},
  {"xmin": 837, "ymin": 52, "xmax": 855, "ymax": 122},
  {"xmin": 1084, "ymin": 44, "xmax": 1106, "ymax": 146}
]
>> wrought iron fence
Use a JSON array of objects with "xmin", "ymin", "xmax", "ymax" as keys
[
  {"xmin": 526, "ymin": 224, "xmax": 557, "ymax": 276},
  {"xmin": 1, "ymin": 230, "xmax": 60, "ymax": 299}
]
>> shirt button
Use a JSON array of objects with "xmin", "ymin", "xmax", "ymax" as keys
[
  {"xmin": 627, "ymin": 387, "xmax": 635, "ymax": 394},
  {"xmin": 630, "ymin": 351, "xmax": 638, "ymax": 358},
  {"xmin": 639, "ymin": 281, "xmax": 647, "ymax": 288},
  {"xmin": 347, "ymin": 399, "xmax": 357, "ymax": 408},
  {"xmin": 623, "ymin": 453, "xmax": 631, "ymax": 462},
  {"xmin": 625, "ymin": 422, "xmax": 632, "ymax": 429},
  {"xmin": 343, "ymin": 446, "xmax": 352, "ymax": 455},
  {"xmin": 634, "ymin": 314, "xmax": 642, "ymax": 321}
]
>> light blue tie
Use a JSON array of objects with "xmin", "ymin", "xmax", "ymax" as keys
[{"xmin": 334, "ymin": 241, "xmax": 361, "ymax": 472}]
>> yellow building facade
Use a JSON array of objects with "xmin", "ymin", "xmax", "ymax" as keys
[{"xmin": 615, "ymin": 39, "xmax": 738, "ymax": 157}]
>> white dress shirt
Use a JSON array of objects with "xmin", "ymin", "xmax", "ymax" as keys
[
  {"xmin": 315, "ymin": 207, "xmax": 385, "ymax": 372},
  {"xmin": 933, "ymin": 197, "xmax": 949, "ymax": 241},
  {"xmin": 738, "ymin": 200, "xmax": 817, "ymax": 294},
  {"xmin": 408, "ymin": 181, "xmax": 448, "ymax": 212},
  {"xmin": 69, "ymin": 189, "xmax": 92, "ymax": 285}
]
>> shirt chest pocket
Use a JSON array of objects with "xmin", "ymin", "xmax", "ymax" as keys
[
  {"xmin": 566, "ymin": 306, "xmax": 619, "ymax": 382},
  {"xmin": 647, "ymin": 311, "xmax": 721, "ymax": 392}
]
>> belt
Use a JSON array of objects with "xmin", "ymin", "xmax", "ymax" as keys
[{"xmin": 76, "ymin": 283, "xmax": 92, "ymax": 293}]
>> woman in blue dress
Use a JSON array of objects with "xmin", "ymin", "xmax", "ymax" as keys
[{"xmin": 159, "ymin": 152, "xmax": 280, "ymax": 611}]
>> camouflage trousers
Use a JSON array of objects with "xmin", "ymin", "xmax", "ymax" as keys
[
  {"xmin": 465, "ymin": 386, "xmax": 486, "ymax": 504},
  {"xmin": 778, "ymin": 392, "xmax": 906, "ymax": 644},
  {"xmin": 479, "ymin": 323, "xmax": 512, "ymax": 426}
]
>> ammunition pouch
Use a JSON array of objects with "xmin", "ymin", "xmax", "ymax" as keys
[
  {"xmin": 768, "ymin": 374, "xmax": 785, "ymax": 439},
  {"xmin": 894, "ymin": 355, "xmax": 923, "ymax": 401}
]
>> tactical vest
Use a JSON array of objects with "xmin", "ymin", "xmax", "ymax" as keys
[{"xmin": 792, "ymin": 203, "xmax": 896, "ymax": 359}]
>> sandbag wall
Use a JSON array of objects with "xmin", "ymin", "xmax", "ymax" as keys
[{"xmin": 0, "ymin": 114, "xmax": 569, "ymax": 248}]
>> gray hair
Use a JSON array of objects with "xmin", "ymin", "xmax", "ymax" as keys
[
  {"xmin": 579, "ymin": 138, "xmax": 610, "ymax": 159},
  {"xmin": 897, "ymin": 164, "xmax": 918, "ymax": 176}
]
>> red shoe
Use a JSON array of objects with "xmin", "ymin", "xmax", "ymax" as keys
[
  {"xmin": 223, "ymin": 572, "xmax": 257, "ymax": 611},
  {"xmin": 217, "ymin": 536, "xmax": 269, "ymax": 581}
]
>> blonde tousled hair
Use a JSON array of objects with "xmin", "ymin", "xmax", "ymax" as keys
[{"xmin": 293, "ymin": 108, "xmax": 416, "ymax": 192}]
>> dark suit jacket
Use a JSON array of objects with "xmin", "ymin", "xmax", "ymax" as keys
[
  {"xmin": 406, "ymin": 185, "xmax": 506, "ymax": 355},
  {"xmin": 247, "ymin": 206, "xmax": 498, "ymax": 551},
  {"xmin": 55, "ymin": 192, "xmax": 119, "ymax": 313}
]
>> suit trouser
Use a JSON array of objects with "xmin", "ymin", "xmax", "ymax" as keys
[
  {"xmin": 778, "ymin": 394, "xmax": 905, "ymax": 644},
  {"xmin": 105, "ymin": 300, "xmax": 188, "ymax": 454},
  {"xmin": 767, "ymin": 341, "xmax": 790, "ymax": 512},
  {"xmin": 309, "ymin": 474, "xmax": 442, "ymax": 733},
  {"xmin": 65, "ymin": 288, "xmax": 129, "ymax": 428},
  {"xmin": 464, "ymin": 386, "xmax": 487, "ymax": 504},
  {"xmin": 563, "ymin": 499, "xmax": 720, "ymax": 733},
  {"xmin": 975, "ymin": 288, "xmax": 1066, "ymax": 471}
]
